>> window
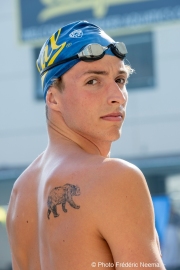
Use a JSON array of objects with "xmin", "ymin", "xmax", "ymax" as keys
[{"xmin": 115, "ymin": 32, "xmax": 155, "ymax": 90}]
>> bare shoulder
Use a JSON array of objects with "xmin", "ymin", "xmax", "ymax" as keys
[
  {"xmin": 6, "ymin": 155, "xmax": 43, "ymax": 269},
  {"xmin": 88, "ymin": 157, "xmax": 150, "ymax": 202},
  {"xmin": 106, "ymin": 158, "xmax": 150, "ymax": 202},
  {"xmin": 8, "ymin": 158, "xmax": 40, "ymax": 201},
  {"xmin": 81, "ymin": 156, "xmax": 153, "ymax": 229},
  {"xmin": 6, "ymin": 154, "xmax": 42, "ymax": 230},
  {"xmin": 86, "ymin": 157, "xmax": 165, "ymax": 268},
  {"xmin": 91, "ymin": 157, "xmax": 153, "ymax": 222}
]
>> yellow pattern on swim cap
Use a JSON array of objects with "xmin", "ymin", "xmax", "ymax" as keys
[{"xmin": 37, "ymin": 28, "xmax": 67, "ymax": 72}]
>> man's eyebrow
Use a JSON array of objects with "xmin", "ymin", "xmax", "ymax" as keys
[
  {"xmin": 81, "ymin": 70, "xmax": 109, "ymax": 76},
  {"xmin": 81, "ymin": 69, "xmax": 128, "ymax": 77},
  {"xmin": 118, "ymin": 70, "xmax": 128, "ymax": 76}
]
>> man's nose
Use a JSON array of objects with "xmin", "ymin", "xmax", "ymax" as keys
[{"xmin": 107, "ymin": 81, "xmax": 127, "ymax": 105}]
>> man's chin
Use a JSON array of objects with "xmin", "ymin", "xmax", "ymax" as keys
[
  {"xmin": 107, "ymin": 129, "xmax": 121, "ymax": 142},
  {"xmin": 112, "ymin": 133, "xmax": 121, "ymax": 142}
]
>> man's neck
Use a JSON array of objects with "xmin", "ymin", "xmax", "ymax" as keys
[{"xmin": 47, "ymin": 112, "xmax": 111, "ymax": 157}]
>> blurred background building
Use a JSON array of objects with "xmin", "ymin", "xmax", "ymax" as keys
[{"xmin": 0, "ymin": 0, "xmax": 180, "ymax": 269}]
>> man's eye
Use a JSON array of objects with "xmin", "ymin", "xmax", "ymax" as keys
[
  {"xmin": 116, "ymin": 78, "xmax": 126, "ymax": 84},
  {"xmin": 86, "ymin": 79, "xmax": 97, "ymax": 85}
]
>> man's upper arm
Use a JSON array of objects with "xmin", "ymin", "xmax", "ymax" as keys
[{"xmin": 95, "ymin": 161, "xmax": 166, "ymax": 269}]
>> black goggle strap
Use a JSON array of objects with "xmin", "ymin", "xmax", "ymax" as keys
[{"xmin": 40, "ymin": 54, "xmax": 79, "ymax": 76}]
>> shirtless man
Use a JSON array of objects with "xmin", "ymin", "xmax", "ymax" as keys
[{"xmin": 6, "ymin": 21, "xmax": 166, "ymax": 270}]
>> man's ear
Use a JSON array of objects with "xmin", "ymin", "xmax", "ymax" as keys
[{"xmin": 46, "ymin": 87, "xmax": 62, "ymax": 112}]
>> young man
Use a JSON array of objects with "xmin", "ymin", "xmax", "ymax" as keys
[{"xmin": 6, "ymin": 21, "xmax": 166, "ymax": 269}]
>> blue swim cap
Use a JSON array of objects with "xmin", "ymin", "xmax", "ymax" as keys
[{"xmin": 36, "ymin": 21, "xmax": 118, "ymax": 100}]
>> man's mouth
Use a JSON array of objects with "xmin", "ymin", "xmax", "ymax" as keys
[{"xmin": 100, "ymin": 112, "xmax": 124, "ymax": 122}]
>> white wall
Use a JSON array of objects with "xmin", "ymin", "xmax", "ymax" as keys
[{"xmin": 0, "ymin": 0, "xmax": 47, "ymax": 167}]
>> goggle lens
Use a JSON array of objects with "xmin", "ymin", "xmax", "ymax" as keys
[{"xmin": 78, "ymin": 43, "xmax": 105, "ymax": 60}]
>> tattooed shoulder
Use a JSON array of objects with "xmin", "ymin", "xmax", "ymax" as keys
[{"xmin": 47, "ymin": 184, "xmax": 81, "ymax": 219}]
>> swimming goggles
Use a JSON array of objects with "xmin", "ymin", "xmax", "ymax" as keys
[{"xmin": 40, "ymin": 42, "xmax": 127, "ymax": 76}]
